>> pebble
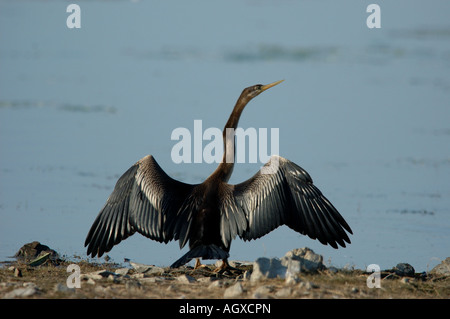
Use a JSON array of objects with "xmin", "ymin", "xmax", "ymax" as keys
[
  {"xmin": 299, "ymin": 281, "xmax": 318, "ymax": 290},
  {"xmin": 285, "ymin": 274, "xmax": 302, "ymax": 285},
  {"xmin": 129, "ymin": 262, "xmax": 165, "ymax": 276},
  {"xmin": 393, "ymin": 263, "xmax": 415, "ymax": 277},
  {"xmin": 14, "ymin": 268, "xmax": 22, "ymax": 278},
  {"xmin": 252, "ymin": 285, "xmax": 274, "ymax": 299},
  {"xmin": 125, "ymin": 280, "xmax": 142, "ymax": 291},
  {"xmin": 85, "ymin": 278, "xmax": 96, "ymax": 285},
  {"xmin": 81, "ymin": 270, "xmax": 115, "ymax": 281},
  {"xmin": 107, "ymin": 274, "xmax": 121, "ymax": 283},
  {"xmin": 327, "ymin": 266, "xmax": 339, "ymax": 274},
  {"xmin": 115, "ymin": 268, "xmax": 130, "ymax": 276},
  {"xmin": 176, "ymin": 274, "xmax": 196, "ymax": 284},
  {"xmin": 197, "ymin": 276, "xmax": 218, "ymax": 283},
  {"xmin": 241, "ymin": 270, "xmax": 252, "ymax": 280},
  {"xmin": 223, "ymin": 282, "xmax": 244, "ymax": 298},
  {"xmin": 275, "ymin": 287, "xmax": 292, "ymax": 298},
  {"xmin": 3, "ymin": 284, "xmax": 39, "ymax": 299},
  {"xmin": 94, "ymin": 285, "xmax": 108, "ymax": 294},
  {"xmin": 208, "ymin": 280, "xmax": 224, "ymax": 289},
  {"xmin": 401, "ymin": 278, "xmax": 410, "ymax": 284},
  {"xmin": 130, "ymin": 262, "xmax": 153, "ymax": 273},
  {"xmin": 430, "ymin": 257, "xmax": 450, "ymax": 276},
  {"xmin": 138, "ymin": 277, "xmax": 165, "ymax": 284},
  {"xmin": 54, "ymin": 283, "xmax": 75, "ymax": 293}
]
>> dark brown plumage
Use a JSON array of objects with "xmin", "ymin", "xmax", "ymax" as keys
[{"xmin": 85, "ymin": 80, "xmax": 353, "ymax": 269}]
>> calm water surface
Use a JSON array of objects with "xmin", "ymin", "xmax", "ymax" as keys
[{"xmin": 1, "ymin": 1, "xmax": 449, "ymax": 272}]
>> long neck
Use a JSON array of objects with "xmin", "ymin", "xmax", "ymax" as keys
[{"xmin": 209, "ymin": 94, "xmax": 250, "ymax": 183}]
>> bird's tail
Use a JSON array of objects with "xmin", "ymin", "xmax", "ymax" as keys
[{"xmin": 170, "ymin": 244, "xmax": 229, "ymax": 268}]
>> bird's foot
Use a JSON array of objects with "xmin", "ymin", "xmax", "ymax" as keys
[{"xmin": 213, "ymin": 260, "xmax": 242, "ymax": 275}]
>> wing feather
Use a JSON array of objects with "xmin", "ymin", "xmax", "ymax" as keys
[
  {"xmin": 232, "ymin": 155, "xmax": 352, "ymax": 248},
  {"xmin": 85, "ymin": 155, "xmax": 196, "ymax": 257}
]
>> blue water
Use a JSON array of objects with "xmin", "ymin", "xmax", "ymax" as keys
[{"xmin": 1, "ymin": 0, "xmax": 449, "ymax": 273}]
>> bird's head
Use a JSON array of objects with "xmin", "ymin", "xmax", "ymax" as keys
[{"xmin": 241, "ymin": 79, "xmax": 284, "ymax": 101}]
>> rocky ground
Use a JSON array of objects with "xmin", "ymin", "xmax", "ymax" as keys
[{"xmin": 0, "ymin": 242, "xmax": 449, "ymax": 299}]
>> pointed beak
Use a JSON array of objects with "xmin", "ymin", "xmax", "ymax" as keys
[{"xmin": 261, "ymin": 80, "xmax": 284, "ymax": 92}]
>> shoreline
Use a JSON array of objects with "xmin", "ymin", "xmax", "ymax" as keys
[{"xmin": 1, "ymin": 242, "xmax": 448, "ymax": 299}]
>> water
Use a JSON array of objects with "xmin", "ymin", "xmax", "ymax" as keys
[{"xmin": 1, "ymin": 0, "xmax": 449, "ymax": 272}]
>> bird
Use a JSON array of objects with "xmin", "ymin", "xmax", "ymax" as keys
[{"xmin": 85, "ymin": 80, "xmax": 353, "ymax": 271}]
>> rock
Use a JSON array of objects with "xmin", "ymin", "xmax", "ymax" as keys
[
  {"xmin": 130, "ymin": 262, "xmax": 165, "ymax": 275},
  {"xmin": 430, "ymin": 257, "xmax": 450, "ymax": 276},
  {"xmin": 197, "ymin": 277, "xmax": 218, "ymax": 283},
  {"xmin": 81, "ymin": 273, "xmax": 102, "ymax": 281},
  {"xmin": 275, "ymin": 287, "xmax": 292, "ymax": 298},
  {"xmin": 242, "ymin": 270, "xmax": 252, "ymax": 280},
  {"xmin": 176, "ymin": 274, "xmax": 196, "ymax": 283},
  {"xmin": 400, "ymin": 278, "xmax": 410, "ymax": 284},
  {"xmin": 299, "ymin": 281, "xmax": 318, "ymax": 290},
  {"xmin": 138, "ymin": 277, "xmax": 165, "ymax": 284},
  {"xmin": 145, "ymin": 266, "xmax": 165, "ymax": 276},
  {"xmin": 250, "ymin": 257, "xmax": 286, "ymax": 281},
  {"xmin": 224, "ymin": 282, "xmax": 244, "ymax": 298},
  {"xmin": 94, "ymin": 270, "xmax": 117, "ymax": 278},
  {"xmin": 250, "ymin": 247, "xmax": 325, "ymax": 282},
  {"xmin": 282, "ymin": 247, "xmax": 325, "ymax": 272},
  {"xmin": 393, "ymin": 263, "xmax": 415, "ymax": 277},
  {"xmin": 208, "ymin": 280, "xmax": 223, "ymax": 289},
  {"xmin": 94, "ymin": 285, "xmax": 108, "ymax": 294},
  {"xmin": 130, "ymin": 262, "xmax": 153, "ymax": 273},
  {"xmin": 252, "ymin": 285, "xmax": 274, "ymax": 299},
  {"xmin": 208, "ymin": 280, "xmax": 224, "ymax": 289},
  {"xmin": 14, "ymin": 268, "xmax": 22, "ymax": 277},
  {"xmin": 85, "ymin": 278, "xmax": 96, "ymax": 285},
  {"xmin": 107, "ymin": 274, "xmax": 121, "ymax": 283},
  {"xmin": 54, "ymin": 283, "xmax": 75, "ymax": 293},
  {"xmin": 14, "ymin": 241, "xmax": 59, "ymax": 262},
  {"xmin": 229, "ymin": 260, "xmax": 252, "ymax": 268},
  {"xmin": 125, "ymin": 280, "xmax": 142, "ymax": 291},
  {"xmin": 115, "ymin": 268, "xmax": 130, "ymax": 276},
  {"xmin": 327, "ymin": 266, "xmax": 339, "ymax": 274},
  {"xmin": 3, "ymin": 284, "xmax": 39, "ymax": 298},
  {"xmin": 81, "ymin": 270, "xmax": 117, "ymax": 281},
  {"xmin": 285, "ymin": 274, "xmax": 302, "ymax": 285}
]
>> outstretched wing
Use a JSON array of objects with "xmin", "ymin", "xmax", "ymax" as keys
[
  {"xmin": 85, "ymin": 155, "xmax": 196, "ymax": 257},
  {"xmin": 231, "ymin": 155, "xmax": 352, "ymax": 248}
]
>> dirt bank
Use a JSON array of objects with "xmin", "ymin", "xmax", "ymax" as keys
[{"xmin": 1, "ymin": 257, "xmax": 448, "ymax": 299}]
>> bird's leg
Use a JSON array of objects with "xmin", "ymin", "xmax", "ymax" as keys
[
  {"xmin": 213, "ymin": 259, "xmax": 241, "ymax": 273},
  {"xmin": 194, "ymin": 258, "xmax": 207, "ymax": 270},
  {"xmin": 194, "ymin": 258, "xmax": 202, "ymax": 269}
]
